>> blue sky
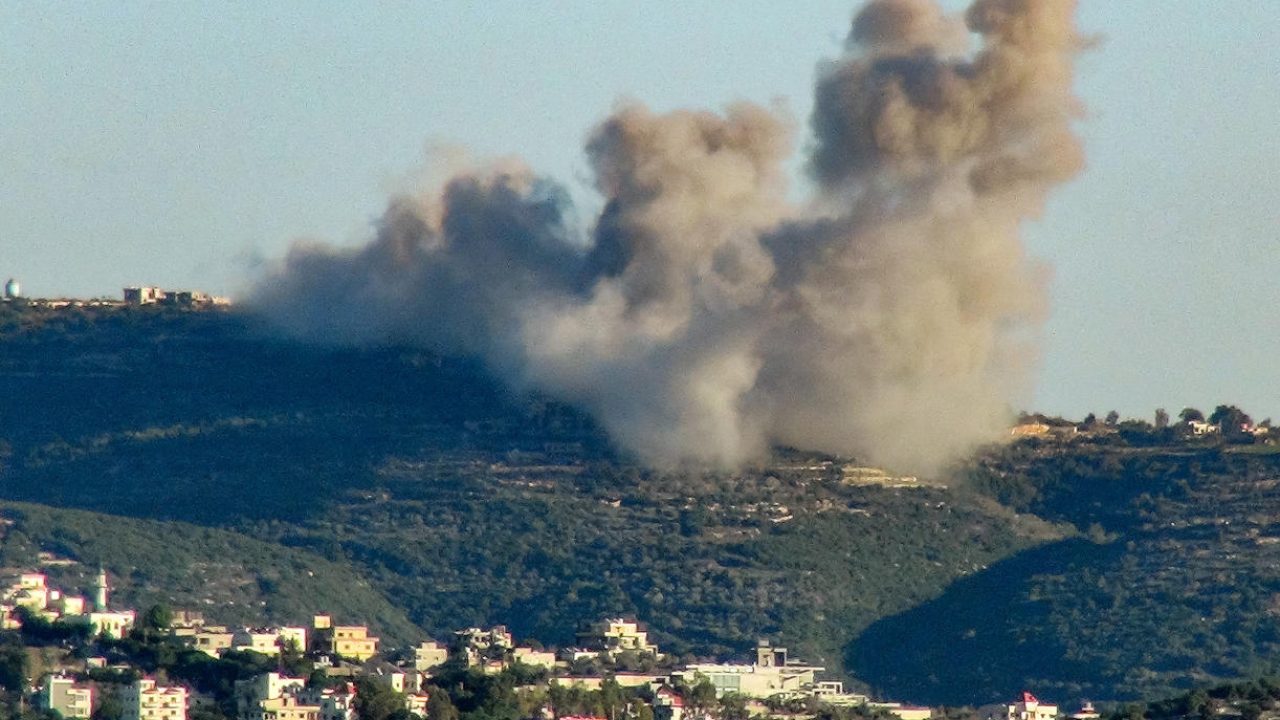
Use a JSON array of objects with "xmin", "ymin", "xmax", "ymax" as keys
[{"xmin": 1, "ymin": 2, "xmax": 1277, "ymax": 421}]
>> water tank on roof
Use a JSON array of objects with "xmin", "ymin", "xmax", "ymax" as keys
[{"xmin": 3, "ymin": 278, "xmax": 18, "ymax": 299}]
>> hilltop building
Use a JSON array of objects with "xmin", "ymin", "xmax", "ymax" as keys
[
  {"xmin": 123, "ymin": 287, "xmax": 230, "ymax": 307},
  {"xmin": 3, "ymin": 279, "xmax": 19, "ymax": 300}
]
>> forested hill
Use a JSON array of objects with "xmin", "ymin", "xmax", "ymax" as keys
[
  {"xmin": 3, "ymin": 302, "xmax": 1280, "ymax": 707},
  {"xmin": 853, "ymin": 439, "xmax": 1280, "ymax": 705}
]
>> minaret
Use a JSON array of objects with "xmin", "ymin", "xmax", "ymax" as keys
[{"xmin": 93, "ymin": 567, "xmax": 108, "ymax": 611}]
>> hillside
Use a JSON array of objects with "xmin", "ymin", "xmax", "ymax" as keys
[
  {"xmin": 5, "ymin": 303, "xmax": 1280, "ymax": 705},
  {"xmin": 0, "ymin": 303, "xmax": 1062, "ymax": 669},
  {"xmin": 852, "ymin": 439, "xmax": 1280, "ymax": 704},
  {"xmin": 0, "ymin": 501, "xmax": 421, "ymax": 642}
]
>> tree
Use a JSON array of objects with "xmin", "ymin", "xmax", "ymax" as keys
[
  {"xmin": 1180, "ymin": 407, "xmax": 1205, "ymax": 424},
  {"xmin": 718, "ymin": 694, "xmax": 750, "ymax": 720},
  {"xmin": 424, "ymin": 688, "xmax": 458, "ymax": 720},
  {"xmin": 0, "ymin": 642, "xmax": 27, "ymax": 693},
  {"xmin": 279, "ymin": 639, "xmax": 310, "ymax": 677},
  {"xmin": 1154, "ymin": 408, "xmax": 1169, "ymax": 429},
  {"xmin": 92, "ymin": 696, "xmax": 124, "ymax": 720},
  {"xmin": 141, "ymin": 604, "xmax": 173, "ymax": 636},
  {"xmin": 1105, "ymin": 411, "xmax": 1120, "ymax": 426},
  {"xmin": 353, "ymin": 678, "xmax": 409, "ymax": 720},
  {"xmin": 1210, "ymin": 405, "xmax": 1252, "ymax": 432}
]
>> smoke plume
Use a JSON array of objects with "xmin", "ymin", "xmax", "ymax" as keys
[{"xmin": 252, "ymin": 0, "xmax": 1085, "ymax": 473}]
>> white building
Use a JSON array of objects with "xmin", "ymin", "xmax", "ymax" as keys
[
  {"xmin": 295, "ymin": 686, "xmax": 356, "ymax": 720},
  {"xmin": 677, "ymin": 644, "xmax": 823, "ymax": 699},
  {"xmin": 1005, "ymin": 692, "xmax": 1059, "ymax": 720},
  {"xmin": 40, "ymin": 675, "xmax": 93, "ymax": 719},
  {"xmin": 232, "ymin": 629, "xmax": 286, "ymax": 655},
  {"xmin": 122, "ymin": 678, "xmax": 188, "ymax": 720},
  {"xmin": 86, "ymin": 610, "xmax": 137, "ymax": 639}
]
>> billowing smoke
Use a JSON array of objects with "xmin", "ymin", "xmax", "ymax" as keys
[{"xmin": 252, "ymin": 0, "xmax": 1084, "ymax": 473}]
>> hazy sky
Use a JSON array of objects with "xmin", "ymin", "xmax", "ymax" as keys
[{"xmin": 2, "ymin": 2, "xmax": 1277, "ymax": 421}]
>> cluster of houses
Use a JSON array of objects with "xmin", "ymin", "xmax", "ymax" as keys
[
  {"xmin": 1011, "ymin": 418, "xmax": 1272, "ymax": 440},
  {"xmin": 3, "ymin": 570, "xmax": 1095, "ymax": 720},
  {"xmin": 122, "ymin": 286, "xmax": 231, "ymax": 307},
  {"xmin": 0, "ymin": 281, "xmax": 230, "ymax": 309},
  {"xmin": 1, "ymin": 568, "xmax": 137, "ymax": 638}
]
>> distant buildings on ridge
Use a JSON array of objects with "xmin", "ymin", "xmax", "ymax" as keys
[
  {"xmin": 122, "ymin": 286, "xmax": 231, "ymax": 307},
  {"xmin": 0, "ymin": 277, "xmax": 230, "ymax": 308}
]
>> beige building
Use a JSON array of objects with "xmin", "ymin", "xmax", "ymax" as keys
[
  {"xmin": 122, "ymin": 678, "xmax": 188, "ymax": 720},
  {"xmin": 40, "ymin": 675, "xmax": 93, "ymax": 719},
  {"xmin": 190, "ymin": 629, "xmax": 235, "ymax": 657},
  {"xmin": 233, "ymin": 629, "xmax": 285, "ymax": 656},
  {"xmin": 511, "ymin": 647, "xmax": 557, "ymax": 670},
  {"xmin": 577, "ymin": 618, "xmax": 658, "ymax": 657},
  {"xmin": 330, "ymin": 626, "xmax": 379, "ymax": 661},
  {"xmin": 414, "ymin": 641, "xmax": 450, "ymax": 671},
  {"xmin": 677, "ymin": 644, "xmax": 823, "ymax": 699},
  {"xmin": 312, "ymin": 617, "xmax": 380, "ymax": 661}
]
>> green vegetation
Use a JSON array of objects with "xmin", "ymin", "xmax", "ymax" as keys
[
  {"xmin": 852, "ymin": 438, "xmax": 1280, "ymax": 705},
  {"xmin": 0, "ymin": 503, "xmax": 420, "ymax": 642},
  {"xmin": 5, "ymin": 304, "xmax": 1280, "ymax": 707}
]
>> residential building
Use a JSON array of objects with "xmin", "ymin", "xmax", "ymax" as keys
[
  {"xmin": 405, "ymin": 695, "xmax": 430, "ymax": 718},
  {"xmin": 511, "ymin": 647, "xmax": 557, "ymax": 670},
  {"xmin": 296, "ymin": 686, "xmax": 356, "ymax": 720},
  {"xmin": 576, "ymin": 618, "xmax": 658, "ymax": 657},
  {"xmin": 85, "ymin": 610, "xmax": 137, "ymax": 639},
  {"xmin": 40, "ymin": 675, "xmax": 93, "ymax": 719},
  {"xmin": 254, "ymin": 696, "xmax": 320, "ymax": 720},
  {"xmin": 1006, "ymin": 692, "xmax": 1058, "ymax": 720},
  {"xmin": 653, "ymin": 687, "xmax": 684, "ymax": 720},
  {"xmin": 235, "ymin": 673, "xmax": 306, "ymax": 718},
  {"xmin": 189, "ymin": 629, "xmax": 235, "ymax": 657},
  {"xmin": 1070, "ymin": 703, "xmax": 1099, "ymax": 720},
  {"xmin": 122, "ymin": 678, "xmax": 188, "ymax": 720},
  {"xmin": 124, "ymin": 287, "xmax": 165, "ymax": 305},
  {"xmin": 413, "ymin": 640, "xmax": 450, "ymax": 672},
  {"xmin": 232, "ymin": 629, "xmax": 281, "ymax": 655},
  {"xmin": 314, "ymin": 623, "xmax": 379, "ymax": 661}
]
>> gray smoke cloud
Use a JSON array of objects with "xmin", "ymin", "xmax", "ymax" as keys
[{"xmin": 252, "ymin": 0, "xmax": 1085, "ymax": 473}]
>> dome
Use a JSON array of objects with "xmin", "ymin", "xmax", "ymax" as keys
[{"xmin": 3, "ymin": 278, "xmax": 18, "ymax": 299}]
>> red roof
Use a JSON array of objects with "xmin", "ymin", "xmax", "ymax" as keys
[{"xmin": 1022, "ymin": 692, "xmax": 1039, "ymax": 704}]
